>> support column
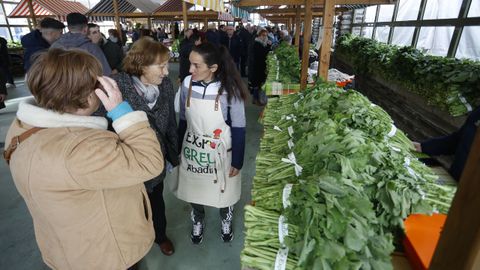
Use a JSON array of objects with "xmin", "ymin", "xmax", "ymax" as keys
[
  {"xmin": 294, "ymin": 5, "xmax": 301, "ymax": 47},
  {"xmin": 26, "ymin": 0, "xmax": 37, "ymax": 28},
  {"xmin": 300, "ymin": 0, "xmax": 313, "ymax": 91},
  {"xmin": 430, "ymin": 128, "xmax": 480, "ymax": 270},
  {"xmin": 318, "ymin": 0, "xmax": 334, "ymax": 81},
  {"xmin": 112, "ymin": 0, "xmax": 122, "ymax": 43},
  {"xmin": 182, "ymin": 0, "xmax": 188, "ymax": 30}
]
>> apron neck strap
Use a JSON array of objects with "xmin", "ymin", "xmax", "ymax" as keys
[{"xmin": 187, "ymin": 79, "xmax": 193, "ymax": 108}]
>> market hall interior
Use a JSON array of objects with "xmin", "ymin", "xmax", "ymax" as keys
[{"xmin": 0, "ymin": 61, "xmax": 265, "ymax": 270}]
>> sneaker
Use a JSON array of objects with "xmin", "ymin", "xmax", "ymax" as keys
[
  {"xmin": 191, "ymin": 221, "xmax": 204, "ymax": 244},
  {"xmin": 221, "ymin": 219, "xmax": 234, "ymax": 242}
]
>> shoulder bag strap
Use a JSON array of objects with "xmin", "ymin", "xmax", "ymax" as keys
[{"xmin": 3, "ymin": 127, "xmax": 45, "ymax": 165}]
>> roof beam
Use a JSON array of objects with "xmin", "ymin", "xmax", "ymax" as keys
[
  {"xmin": 251, "ymin": 7, "xmax": 324, "ymax": 13},
  {"xmin": 88, "ymin": 11, "xmax": 219, "ymax": 18},
  {"xmin": 260, "ymin": 11, "xmax": 324, "ymax": 16},
  {"xmin": 236, "ymin": 0, "xmax": 392, "ymax": 6},
  {"xmin": 251, "ymin": 7, "xmax": 348, "ymax": 13}
]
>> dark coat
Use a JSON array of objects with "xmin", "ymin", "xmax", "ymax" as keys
[
  {"xmin": 0, "ymin": 37, "xmax": 8, "ymax": 109},
  {"xmin": 106, "ymin": 72, "xmax": 179, "ymax": 190},
  {"xmin": 221, "ymin": 34, "xmax": 241, "ymax": 63},
  {"xmin": 21, "ymin": 30, "xmax": 50, "ymax": 71},
  {"xmin": 100, "ymin": 39, "xmax": 124, "ymax": 72},
  {"xmin": 205, "ymin": 30, "xmax": 219, "ymax": 45},
  {"xmin": 421, "ymin": 106, "xmax": 480, "ymax": 181},
  {"xmin": 248, "ymin": 40, "xmax": 271, "ymax": 87},
  {"xmin": 0, "ymin": 37, "xmax": 10, "ymax": 68},
  {"xmin": 237, "ymin": 28, "xmax": 252, "ymax": 56},
  {"xmin": 179, "ymin": 38, "xmax": 195, "ymax": 82},
  {"xmin": 0, "ymin": 60, "xmax": 6, "ymax": 110}
]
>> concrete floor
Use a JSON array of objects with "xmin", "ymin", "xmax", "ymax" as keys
[{"xmin": 0, "ymin": 62, "xmax": 264, "ymax": 270}]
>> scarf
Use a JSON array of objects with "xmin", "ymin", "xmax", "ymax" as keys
[
  {"xmin": 132, "ymin": 76, "xmax": 159, "ymax": 109},
  {"xmin": 255, "ymin": 37, "xmax": 268, "ymax": 47}
]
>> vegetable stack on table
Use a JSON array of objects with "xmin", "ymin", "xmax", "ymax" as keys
[
  {"xmin": 241, "ymin": 82, "xmax": 457, "ymax": 270},
  {"xmin": 264, "ymin": 43, "xmax": 301, "ymax": 96}
]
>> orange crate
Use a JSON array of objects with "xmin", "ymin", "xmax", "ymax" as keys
[{"xmin": 403, "ymin": 214, "xmax": 447, "ymax": 270}]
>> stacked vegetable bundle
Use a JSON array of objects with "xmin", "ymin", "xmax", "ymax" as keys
[
  {"xmin": 335, "ymin": 34, "xmax": 480, "ymax": 116},
  {"xmin": 241, "ymin": 83, "xmax": 456, "ymax": 270},
  {"xmin": 264, "ymin": 43, "xmax": 301, "ymax": 95}
]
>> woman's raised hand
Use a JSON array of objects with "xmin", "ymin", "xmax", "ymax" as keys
[{"xmin": 95, "ymin": 76, "xmax": 123, "ymax": 112}]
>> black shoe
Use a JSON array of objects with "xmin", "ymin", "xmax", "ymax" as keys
[
  {"xmin": 191, "ymin": 221, "xmax": 204, "ymax": 244},
  {"xmin": 221, "ymin": 219, "xmax": 234, "ymax": 242}
]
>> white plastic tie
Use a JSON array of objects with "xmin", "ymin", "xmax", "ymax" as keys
[
  {"xmin": 274, "ymin": 247, "xmax": 289, "ymax": 270},
  {"xmin": 287, "ymin": 126, "xmax": 294, "ymax": 137},
  {"xmin": 274, "ymin": 126, "xmax": 282, "ymax": 132},
  {"xmin": 286, "ymin": 114, "xmax": 297, "ymax": 122},
  {"xmin": 282, "ymin": 184, "xmax": 293, "ymax": 209},
  {"xmin": 275, "ymin": 58, "xmax": 280, "ymax": 81},
  {"xmin": 281, "ymin": 152, "xmax": 303, "ymax": 176},
  {"xmin": 387, "ymin": 124, "xmax": 397, "ymax": 137},
  {"xmin": 458, "ymin": 94, "xmax": 473, "ymax": 112},
  {"xmin": 404, "ymin": 157, "xmax": 416, "ymax": 177},
  {"xmin": 278, "ymin": 215, "xmax": 289, "ymax": 245},
  {"xmin": 287, "ymin": 139, "xmax": 294, "ymax": 150},
  {"xmin": 391, "ymin": 145, "xmax": 401, "ymax": 152}
]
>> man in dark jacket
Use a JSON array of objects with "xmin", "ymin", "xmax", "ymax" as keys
[
  {"xmin": 179, "ymin": 30, "xmax": 202, "ymax": 82},
  {"xmin": 0, "ymin": 36, "xmax": 15, "ymax": 88},
  {"xmin": 87, "ymin": 23, "xmax": 124, "ymax": 74},
  {"xmin": 205, "ymin": 24, "xmax": 219, "ymax": 45},
  {"xmin": 220, "ymin": 26, "xmax": 241, "ymax": 69},
  {"xmin": 51, "ymin": 13, "xmax": 111, "ymax": 75},
  {"xmin": 0, "ymin": 60, "xmax": 6, "ymax": 110},
  {"xmin": 21, "ymin": 17, "xmax": 64, "ymax": 72},
  {"xmin": 237, "ymin": 23, "xmax": 252, "ymax": 77},
  {"xmin": 414, "ymin": 106, "xmax": 480, "ymax": 181}
]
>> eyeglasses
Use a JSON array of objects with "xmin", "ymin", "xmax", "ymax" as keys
[{"xmin": 150, "ymin": 63, "xmax": 169, "ymax": 69}]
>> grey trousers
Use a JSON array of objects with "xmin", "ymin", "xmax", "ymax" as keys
[{"xmin": 190, "ymin": 203, "xmax": 234, "ymax": 223}]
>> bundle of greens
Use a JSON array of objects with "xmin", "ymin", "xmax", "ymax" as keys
[
  {"xmin": 243, "ymin": 84, "xmax": 456, "ymax": 270},
  {"xmin": 265, "ymin": 43, "xmax": 301, "ymax": 85},
  {"xmin": 274, "ymin": 43, "xmax": 301, "ymax": 84},
  {"xmin": 335, "ymin": 34, "xmax": 480, "ymax": 116}
]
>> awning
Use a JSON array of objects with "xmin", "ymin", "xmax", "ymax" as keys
[
  {"xmin": 231, "ymin": 6, "xmax": 249, "ymax": 20},
  {"xmin": 86, "ymin": 0, "xmax": 137, "ymax": 22},
  {"xmin": 9, "ymin": 0, "xmax": 88, "ymax": 21},
  {"xmin": 126, "ymin": 0, "xmax": 166, "ymax": 13},
  {"xmin": 154, "ymin": 0, "xmax": 193, "ymax": 12},
  {"xmin": 183, "ymin": 0, "xmax": 224, "ymax": 12},
  {"xmin": 218, "ymin": 11, "xmax": 233, "ymax": 21}
]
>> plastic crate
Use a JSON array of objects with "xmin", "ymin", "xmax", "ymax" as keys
[{"xmin": 403, "ymin": 214, "xmax": 447, "ymax": 270}]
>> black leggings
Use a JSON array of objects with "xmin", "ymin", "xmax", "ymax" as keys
[
  {"xmin": 190, "ymin": 203, "xmax": 234, "ymax": 223},
  {"xmin": 147, "ymin": 181, "xmax": 167, "ymax": 243}
]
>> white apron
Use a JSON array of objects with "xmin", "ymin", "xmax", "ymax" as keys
[{"xmin": 172, "ymin": 80, "xmax": 241, "ymax": 208}]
